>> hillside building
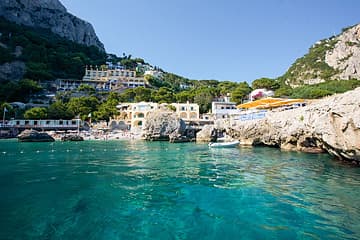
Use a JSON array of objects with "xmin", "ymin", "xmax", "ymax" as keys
[
  {"xmin": 56, "ymin": 64, "xmax": 146, "ymax": 92},
  {"xmin": 211, "ymin": 96, "xmax": 238, "ymax": 119},
  {"xmin": 115, "ymin": 102, "xmax": 200, "ymax": 130}
]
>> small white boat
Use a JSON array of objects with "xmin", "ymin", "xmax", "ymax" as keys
[{"xmin": 208, "ymin": 140, "xmax": 240, "ymax": 148}]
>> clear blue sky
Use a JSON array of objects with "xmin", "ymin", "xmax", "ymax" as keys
[{"xmin": 61, "ymin": 0, "xmax": 360, "ymax": 83}]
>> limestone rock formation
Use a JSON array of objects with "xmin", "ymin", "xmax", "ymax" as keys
[
  {"xmin": 0, "ymin": 61, "xmax": 25, "ymax": 82},
  {"xmin": 0, "ymin": 0, "xmax": 104, "ymax": 51},
  {"xmin": 218, "ymin": 87, "xmax": 360, "ymax": 162},
  {"xmin": 142, "ymin": 111, "xmax": 186, "ymax": 141},
  {"xmin": 325, "ymin": 24, "xmax": 360, "ymax": 80},
  {"xmin": 18, "ymin": 129, "xmax": 55, "ymax": 142},
  {"xmin": 282, "ymin": 23, "xmax": 360, "ymax": 87},
  {"xmin": 196, "ymin": 125, "xmax": 217, "ymax": 142}
]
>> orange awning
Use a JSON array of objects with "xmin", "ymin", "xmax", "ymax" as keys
[{"xmin": 237, "ymin": 98, "xmax": 305, "ymax": 109}]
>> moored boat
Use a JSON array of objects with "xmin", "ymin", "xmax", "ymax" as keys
[{"xmin": 208, "ymin": 140, "xmax": 239, "ymax": 148}]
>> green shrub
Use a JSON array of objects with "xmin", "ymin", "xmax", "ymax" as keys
[{"xmin": 290, "ymin": 80, "xmax": 360, "ymax": 99}]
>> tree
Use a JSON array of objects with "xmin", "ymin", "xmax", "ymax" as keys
[
  {"xmin": 193, "ymin": 87, "xmax": 216, "ymax": 113},
  {"xmin": 152, "ymin": 87, "xmax": 175, "ymax": 103},
  {"xmin": 93, "ymin": 92, "xmax": 121, "ymax": 120},
  {"xmin": 0, "ymin": 46, "xmax": 14, "ymax": 64},
  {"xmin": 231, "ymin": 82, "xmax": 252, "ymax": 104},
  {"xmin": 274, "ymin": 86, "xmax": 293, "ymax": 97},
  {"xmin": 218, "ymin": 81, "xmax": 238, "ymax": 95},
  {"xmin": 19, "ymin": 78, "xmax": 42, "ymax": 93},
  {"xmin": 78, "ymin": 84, "xmax": 95, "ymax": 95},
  {"xmin": 118, "ymin": 88, "xmax": 135, "ymax": 102},
  {"xmin": 47, "ymin": 101, "xmax": 73, "ymax": 119},
  {"xmin": 252, "ymin": 78, "xmax": 280, "ymax": 90},
  {"xmin": 1, "ymin": 103, "xmax": 13, "ymax": 120},
  {"xmin": 67, "ymin": 96, "xmax": 99, "ymax": 120},
  {"xmin": 175, "ymin": 91, "xmax": 194, "ymax": 103},
  {"xmin": 0, "ymin": 81, "xmax": 18, "ymax": 102},
  {"xmin": 0, "ymin": 79, "xmax": 42, "ymax": 102},
  {"xmin": 134, "ymin": 87, "xmax": 152, "ymax": 102},
  {"xmin": 24, "ymin": 107, "xmax": 47, "ymax": 119}
]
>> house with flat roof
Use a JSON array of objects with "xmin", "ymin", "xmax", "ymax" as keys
[
  {"xmin": 171, "ymin": 102, "xmax": 199, "ymax": 121},
  {"xmin": 82, "ymin": 65, "xmax": 145, "ymax": 90},
  {"xmin": 211, "ymin": 96, "xmax": 239, "ymax": 119}
]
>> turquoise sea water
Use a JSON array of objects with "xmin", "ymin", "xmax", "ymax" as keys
[{"xmin": 0, "ymin": 140, "xmax": 360, "ymax": 240}]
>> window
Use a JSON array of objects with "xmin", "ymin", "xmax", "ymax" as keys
[
  {"xmin": 181, "ymin": 107, "xmax": 186, "ymax": 111},
  {"xmin": 59, "ymin": 121, "xmax": 63, "ymax": 125}
]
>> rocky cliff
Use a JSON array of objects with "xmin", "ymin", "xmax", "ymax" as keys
[
  {"xmin": 142, "ymin": 110, "xmax": 186, "ymax": 141},
  {"xmin": 0, "ymin": 61, "xmax": 25, "ymax": 81},
  {"xmin": 325, "ymin": 24, "xmax": 360, "ymax": 80},
  {"xmin": 199, "ymin": 88, "xmax": 360, "ymax": 163},
  {"xmin": 0, "ymin": 0, "xmax": 104, "ymax": 51},
  {"xmin": 282, "ymin": 23, "xmax": 360, "ymax": 87}
]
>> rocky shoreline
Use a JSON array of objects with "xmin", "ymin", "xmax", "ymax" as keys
[
  {"xmin": 12, "ymin": 88, "xmax": 360, "ymax": 163},
  {"xmin": 197, "ymin": 87, "xmax": 360, "ymax": 163}
]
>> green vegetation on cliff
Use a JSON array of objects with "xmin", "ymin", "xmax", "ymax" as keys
[
  {"xmin": 0, "ymin": 17, "xmax": 106, "ymax": 80},
  {"xmin": 279, "ymin": 37, "xmax": 339, "ymax": 86},
  {"xmin": 288, "ymin": 79, "xmax": 360, "ymax": 99}
]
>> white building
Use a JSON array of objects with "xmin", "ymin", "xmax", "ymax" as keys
[
  {"xmin": 212, "ymin": 102, "xmax": 238, "ymax": 119},
  {"xmin": 81, "ymin": 66, "xmax": 145, "ymax": 90},
  {"xmin": 144, "ymin": 70, "xmax": 163, "ymax": 79},
  {"xmin": 211, "ymin": 96, "xmax": 239, "ymax": 119},
  {"xmin": 249, "ymin": 89, "xmax": 274, "ymax": 101}
]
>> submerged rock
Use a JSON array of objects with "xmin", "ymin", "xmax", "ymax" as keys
[
  {"xmin": 61, "ymin": 134, "xmax": 84, "ymax": 141},
  {"xmin": 225, "ymin": 87, "xmax": 360, "ymax": 162},
  {"xmin": 18, "ymin": 129, "xmax": 55, "ymax": 142}
]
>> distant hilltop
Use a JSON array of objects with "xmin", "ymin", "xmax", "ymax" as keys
[
  {"xmin": 280, "ymin": 23, "xmax": 360, "ymax": 87},
  {"xmin": 0, "ymin": 0, "xmax": 104, "ymax": 51}
]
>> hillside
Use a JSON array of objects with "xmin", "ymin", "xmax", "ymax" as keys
[
  {"xmin": 0, "ymin": 0, "xmax": 104, "ymax": 51},
  {"xmin": 0, "ymin": 17, "xmax": 106, "ymax": 81},
  {"xmin": 280, "ymin": 23, "xmax": 360, "ymax": 87}
]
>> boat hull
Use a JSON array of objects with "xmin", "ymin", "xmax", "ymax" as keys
[{"xmin": 208, "ymin": 140, "xmax": 239, "ymax": 148}]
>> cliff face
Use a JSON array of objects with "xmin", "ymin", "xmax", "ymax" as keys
[
  {"xmin": 204, "ymin": 88, "xmax": 360, "ymax": 163},
  {"xmin": 0, "ymin": 61, "xmax": 25, "ymax": 82},
  {"xmin": 142, "ymin": 110, "xmax": 186, "ymax": 141},
  {"xmin": 325, "ymin": 24, "xmax": 360, "ymax": 80},
  {"xmin": 0, "ymin": 0, "xmax": 104, "ymax": 51},
  {"xmin": 282, "ymin": 23, "xmax": 360, "ymax": 87}
]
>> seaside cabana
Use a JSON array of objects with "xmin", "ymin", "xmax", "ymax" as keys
[{"xmin": 237, "ymin": 98, "xmax": 305, "ymax": 109}]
